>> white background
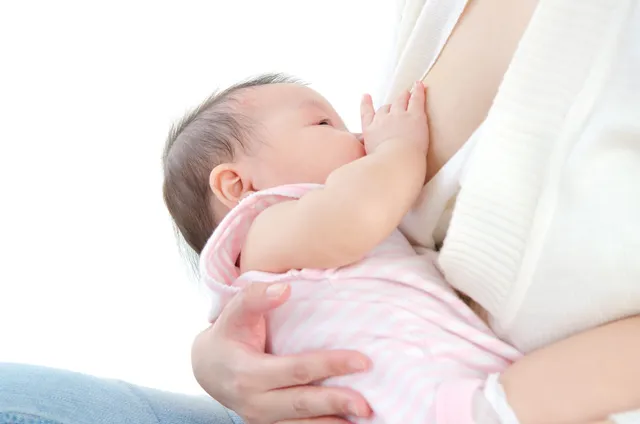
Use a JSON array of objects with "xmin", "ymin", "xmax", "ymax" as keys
[{"xmin": 0, "ymin": 1, "xmax": 397, "ymax": 394}]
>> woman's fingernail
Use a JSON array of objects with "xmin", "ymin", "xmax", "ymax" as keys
[
  {"xmin": 349, "ymin": 401, "xmax": 365, "ymax": 416},
  {"xmin": 348, "ymin": 401, "xmax": 359, "ymax": 416},
  {"xmin": 348, "ymin": 358, "xmax": 367, "ymax": 371},
  {"xmin": 266, "ymin": 283, "xmax": 287, "ymax": 298}
]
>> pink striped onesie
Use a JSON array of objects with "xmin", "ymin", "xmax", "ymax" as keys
[{"xmin": 200, "ymin": 184, "xmax": 522, "ymax": 423}]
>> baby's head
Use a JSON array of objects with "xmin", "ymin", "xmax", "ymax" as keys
[{"xmin": 162, "ymin": 73, "xmax": 365, "ymax": 254}]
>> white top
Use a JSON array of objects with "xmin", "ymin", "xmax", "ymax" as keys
[
  {"xmin": 378, "ymin": 0, "xmax": 469, "ymax": 104},
  {"xmin": 438, "ymin": 0, "xmax": 640, "ymax": 353},
  {"xmin": 385, "ymin": 0, "xmax": 475, "ymax": 251},
  {"xmin": 390, "ymin": 0, "xmax": 640, "ymax": 354},
  {"xmin": 400, "ymin": 123, "xmax": 481, "ymax": 251}
]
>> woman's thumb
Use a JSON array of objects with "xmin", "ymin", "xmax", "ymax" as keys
[{"xmin": 219, "ymin": 283, "xmax": 290, "ymax": 333}]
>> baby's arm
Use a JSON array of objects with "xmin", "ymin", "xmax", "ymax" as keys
[
  {"xmin": 500, "ymin": 316, "xmax": 640, "ymax": 424},
  {"xmin": 242, "ymin": 82, "xmax": 429, "ymax": 273}
]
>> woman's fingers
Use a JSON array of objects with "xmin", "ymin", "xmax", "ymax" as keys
[
  {"xmin": 217, "ymin": 282, "xmax": 291, "ymax": 338},
  {"xmin": 360, "ymin": 94, "xmax": 375, "ymax": 129},
  {"xmin": 237, "ymin": 350, "xmax": 371, "ymax": 422},
  {"xmin": 252, "ymin": 349, "xmax": 371, "ymax": 390},
  {"xmin": 408, "ymin": 80, "xmax": 427, "ymax": 115},
  {"xmin": 391, "ymin": 89, "xmax": 411, "ymax": 112},
  {"xmin": 277, "ymin": 417, "xmax": 354, "ymax": 424},
  {"xmin": 213, "ymin": 348, "xmax": 371, "ymax": 423},
  {"xmin": 252, "ymin": 386, "xmax": 371, "ymax": 423}
]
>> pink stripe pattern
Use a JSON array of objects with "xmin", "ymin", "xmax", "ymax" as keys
[{"xmin": 200, "ymin": 184, "xmax": 522, "ymax": 423}]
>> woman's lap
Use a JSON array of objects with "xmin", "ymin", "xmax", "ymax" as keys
[{"xmin": 0, "ymin": 363, "xmax": 243, "ymax": 424}]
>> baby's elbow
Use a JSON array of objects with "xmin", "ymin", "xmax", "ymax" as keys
[{"xmin": 334, "ymin": 212, "xmax": 391, "ymax": 264}]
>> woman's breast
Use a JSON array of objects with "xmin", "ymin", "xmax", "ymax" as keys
[{"xmin": 422, "ymin": 0, "xmax": 539, "ymax": 181}]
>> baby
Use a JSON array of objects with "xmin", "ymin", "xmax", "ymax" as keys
[{"xmin": 162, "ymin": 73, "xmax": 520, "ymax": 423}]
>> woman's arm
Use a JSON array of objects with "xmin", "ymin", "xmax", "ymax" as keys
[
  {"xmin": 501, "ymin": 316, "xmax": 640, "ymax": 424},
  {"xmin": 420, "ymin": 0, "xmax": 539, "ymax": 181}
]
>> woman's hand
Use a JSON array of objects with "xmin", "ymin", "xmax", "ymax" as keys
[{"xmin": 192, "ymin": 282, "xmax": 372, "ymax": 424}]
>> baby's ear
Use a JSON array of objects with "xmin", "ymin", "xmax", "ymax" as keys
[
  {"xmin": 209, "ymin": 164, "xmax": 253, "ymax": 208},
  {"xmin": 239, "ymin": 190, "xmax": 256, "ymax": 201}
]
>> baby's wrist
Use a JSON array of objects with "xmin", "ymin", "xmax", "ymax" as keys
[{"xmin": 371, "ymin": 138, "xmax": 427, "ymax": 157}]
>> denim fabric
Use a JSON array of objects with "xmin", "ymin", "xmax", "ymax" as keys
[{"xmin": 0, "ymin": 363, "xmax": 244, "ymax": 424}]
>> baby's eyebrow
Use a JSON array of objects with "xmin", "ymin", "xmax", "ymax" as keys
[{"xmin": 296, "ymin": 98, "xmax": 327, "ymax": 111}]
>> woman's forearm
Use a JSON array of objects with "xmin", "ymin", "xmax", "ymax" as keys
[{"xmin": 500, "ymin": 316, "xmax": 640, "ymax": 424}]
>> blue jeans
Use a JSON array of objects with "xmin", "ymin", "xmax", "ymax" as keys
[{"xmin": 0, "ymin": 363, "xmax": 244, "ymax": 424}]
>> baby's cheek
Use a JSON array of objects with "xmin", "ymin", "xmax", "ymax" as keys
[{"xmin": 349, "ymin": 142, "xmax": 366, "ymax": 161}]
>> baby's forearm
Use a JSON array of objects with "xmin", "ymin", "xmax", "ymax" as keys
[
  {"xmin": 324, "ymin": 139, "xmax": 426, "ymax": 243},
  {"xmin": 500, "ymin": 316, "xmax": 640, "ymax": 424},
  {"xmin": 241, "ymin": 138, "xmax": 427, "ymax": 273}
]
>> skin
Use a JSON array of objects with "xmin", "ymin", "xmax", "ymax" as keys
[
  {"xmin": 235, "ymin": 85, "xmax": 428, "ymax": 274},
  {"xmin": 208, "ymin": 83, "xmax": 367, "ymax": 212},
  {"xmin": 198, "ymin": 84, "xmax": 395, "ymax": 424},
  {"xmin": 194, "ymin": 1, "xmax": 542, "ymax": 420},
  {"xmin": 192, "ymin": 0, "xmax": 640, "ymax": 422},
  {"xmin": 422, "ymin": 0, "xmax": 539, "ymax": 181}
]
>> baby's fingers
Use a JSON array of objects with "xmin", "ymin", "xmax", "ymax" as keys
[
  {"xmin": 391, "ymin": 89, "xmax": 410, "ymax": 113},
  {"xmin": 408, "ymin": 81, "xmax": 427, "ymax": 115},
  {"xmin": 360, "ymin": 94, "xmax": 374, "ymax": 129}
]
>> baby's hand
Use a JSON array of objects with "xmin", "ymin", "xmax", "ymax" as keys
[{"xmin": 360, "ymin": 81, "xmax": 429, "ymax": 155}]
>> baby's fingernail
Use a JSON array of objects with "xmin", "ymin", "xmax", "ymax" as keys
[{"xmin": 266, "ymin": 283, "xmax": 287, "ymax": 298}]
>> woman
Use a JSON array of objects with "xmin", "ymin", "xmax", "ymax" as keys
[
  {"xmin": 193, "ymin": 0, "xmax": 640, "ymax": 423},
  {"xmin": 2, "ymin": 0, "xmax": 639, "ymax": 423}
]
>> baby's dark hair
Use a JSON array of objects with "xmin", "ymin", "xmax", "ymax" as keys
[{"xmin": 162, "ymin": 73, "xmax": 300, "ymax": 259}]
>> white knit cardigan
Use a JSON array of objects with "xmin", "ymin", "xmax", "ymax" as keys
[{"xmin": 384, "ymin": 0, "xmax": 640, "ymax": 354}]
